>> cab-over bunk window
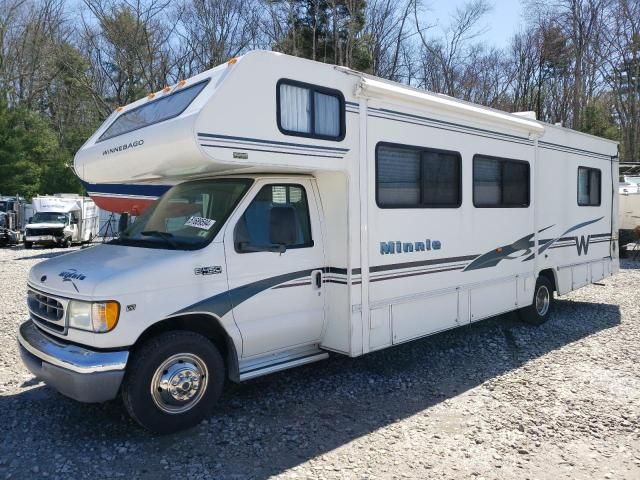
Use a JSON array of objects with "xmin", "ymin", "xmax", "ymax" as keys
[
  {"xmin": 98, "ymin": 80, "xmax": 210, "ymax": 142},
  {"xmin": 473, "ymin": 155, "xmax": 530, "ymax": 208},
  {"xmin": 277, "ymin": 80, "xmax": 345, "ymax": 141},
  {"xmin": 375, "ymin": 143, "xmax": 462, "ymax": 208}
]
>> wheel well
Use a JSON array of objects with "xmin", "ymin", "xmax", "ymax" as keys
[
  {"xmin": 538, "ymin": 268, "xmax": 557, "ymax": 292},
  {"xmin": 133, "ymin": 314, "xmax": 240, "ymax": 382}
]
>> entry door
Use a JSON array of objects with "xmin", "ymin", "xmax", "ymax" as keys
[{"xmin": 223, "ymin": 180, "xmax": 326, "ymax": 358}]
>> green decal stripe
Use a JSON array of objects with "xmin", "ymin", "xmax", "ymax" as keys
[{"xmin": 174, "ymin": 269, "xmax": 315, "ymax": 317}]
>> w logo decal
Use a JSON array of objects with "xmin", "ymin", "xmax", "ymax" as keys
[{"xmin": 575, "ymin": 235, "xmax": 591, "ymax": 255}]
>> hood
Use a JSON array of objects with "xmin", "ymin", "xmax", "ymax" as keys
[
  {"xmin": 29, "ymin": 243, "xmax": 225, "ymax": 299},
  {"xmin": 26, "ymin": 222, "xmax": 67, "ymax": 229}
]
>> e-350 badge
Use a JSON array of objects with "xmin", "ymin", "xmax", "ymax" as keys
[{"xmin": 194, "ymin": 266, "xmax": 222, "ymax": 276}]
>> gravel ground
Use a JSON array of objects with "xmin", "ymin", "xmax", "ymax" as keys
[{"xmin": 1, "ymin": 245, "xmax": 639, "ymax": 480}]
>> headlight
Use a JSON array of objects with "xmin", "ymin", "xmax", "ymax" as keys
[{"xmin": 68, "ymin": 300, "xmax": 120, "ymax": 332}]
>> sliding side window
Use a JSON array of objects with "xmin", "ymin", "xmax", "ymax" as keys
[
  {"xmin": 376, "ymin": 143, "xmax": 462, "ymax": 208},
  {"xmin": 473, "ymin": 155, "xmax": 530, "ymax": 208},
  {"xmin": 577, "ymin": 167, "xmax": 601, "ymax": 206},
  {"xmin": 277, "ymin": 80, "xmax": 345, "ymax": 141}
]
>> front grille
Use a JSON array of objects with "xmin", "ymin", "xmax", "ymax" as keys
[
  {"xmin": 26, "ymin": 228, "xmax": 63, "ymax": 237},
  {"xmin": 27, "ymin": 289, "xmax": 68, "ymax": 334}
]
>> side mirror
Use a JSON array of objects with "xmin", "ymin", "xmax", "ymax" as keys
[{"xmin": 71, "ymin": 218, "xmax": 79, "ymax": 225}]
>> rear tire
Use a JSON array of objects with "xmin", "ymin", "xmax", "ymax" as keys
[
  {"xmin": 122, "ymin": 331, "xmax": 225, "ymax": 434},
  {"xmin": 24, "ymin": 241, "xmax": 33, "ymax": 249},
  {"xmin": 518, "ymin": 276, "xmax": 554, "ymax": 325}
]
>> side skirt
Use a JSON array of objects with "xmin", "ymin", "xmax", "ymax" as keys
[{"xmin": 238, "ymin": 345, "xmax": 329, "ymax": 381}]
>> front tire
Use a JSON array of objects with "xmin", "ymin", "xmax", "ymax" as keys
[
  {"xmin": 122, "ymin": 331, "xmax": 225, "ymax": 434},
  {"xmin": 518, "ymin": 276, "xmax": 554, "ymax": 325},
  {"xmin": 61, "ymin": 237, "xmax": 71, "ymax": 248},
  {"xmin": 24, "ymin": 241, "xmax": 33, "ymax": 249}
]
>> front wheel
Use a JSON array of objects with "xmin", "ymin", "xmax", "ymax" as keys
[
  {"xmin": 122, "ymin": 331, "xmax": 225, "ymax": 434},
  {"xmin": 24, "ymin": 241, "xmax": 33, "ymax": 249},
  {"xmin": 518, "ymin": 276, "xmax": 554, "ymax": 325}
]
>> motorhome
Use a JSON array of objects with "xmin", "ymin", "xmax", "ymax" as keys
[
  {"xmin": 24, "ymin": 195, "xmax": 99, "ymax": 248},
  {"xmin": 18, "ymin": 51, "xmax": 619, "ymax": 433}
]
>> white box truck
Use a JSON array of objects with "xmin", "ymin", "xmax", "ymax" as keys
[
  {"xmin": 24, "ymin": 195, "xmax": 99, "ymax": 248},
  {"xmin": 17, "ymin": 51, "xmax": 619, "ymax": 433}
]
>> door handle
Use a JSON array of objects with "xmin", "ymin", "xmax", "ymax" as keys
[{"xmin": 312, "ymin": 270, "xmax": 322, "ymax": 290}]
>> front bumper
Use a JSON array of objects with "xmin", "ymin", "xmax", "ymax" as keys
[
  {"xmin": 18, "ymin": 320, "xmax": 129, "ymax": 403},
  {"xmin": 25, "ymin": 235, "xmax": 63, "ymax": 243}
]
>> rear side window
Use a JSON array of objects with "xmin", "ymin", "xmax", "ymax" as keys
[
  {"xmin": 234, "ymin": 184, "xmax": 313, "ymax": 252},
  {"xmin": 99, "ymin": 80, "xmax": 209, "ymax": 142},
  {"xmin": 277, "ymin": 80, "xmax": 345, "ymax": 141},
  {"xmin": 376, "ymin": 143, "xmax": 461, "ymax": 208},
  {"xmin": 473, "ymin": 155, "xmax": 529, "ymax": 207},
  {"xmin": 578, "ymin": 167, "xmax": 601, "ymax": 206}
]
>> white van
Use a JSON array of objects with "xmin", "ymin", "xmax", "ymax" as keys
[
  {"xmin": 18, "ymin": 51, "xmax": 619, "ymax": 433},
  {"xmin": 24, "ymin": 195, "xmax": 99, "ymax": 248}
]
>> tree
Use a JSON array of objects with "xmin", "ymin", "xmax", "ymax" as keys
[
  {"xmin": 0, "ymin": 98, "xmax": 79, "ymax": 198},
  {"xmin": 175, "ymin": 0, "xmax": 260, "ymax": 76},
  {"xmin": 599, "ymin": 0, "xmax": 640, "ymax": 161},
  {"xmin": 414, "ymin": 0, "xmax": 492, "ymax": 97},
  {"xmin": 266, "ymin": 0, "xmax": 371, "ymax": 70}
]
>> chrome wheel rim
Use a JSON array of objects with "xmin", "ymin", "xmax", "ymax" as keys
[
  {"xmin": 151, "ymin": 353, "xmax": 208, "ymax": 414},
  {"xmin": 535, "ymin": 285, "xmax": 550, "ymax": 316}
]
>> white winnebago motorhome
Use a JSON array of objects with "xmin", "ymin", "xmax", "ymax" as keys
[
  {"xmin": 24, "ymin": 195, "xmax": 99, "ymax": 248},
  {"xmin": 18, "ymin": 51, "xmax": 619, "ymax": 433}
]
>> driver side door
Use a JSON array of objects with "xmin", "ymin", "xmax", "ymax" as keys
[{"xmin": 223, "ymin": 179, "xmax": 326, "ymax": 358}]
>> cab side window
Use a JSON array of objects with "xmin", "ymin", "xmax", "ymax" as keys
[{"xmin": 234, "ymin": 184, "xmax": 313, "ymax": 252}]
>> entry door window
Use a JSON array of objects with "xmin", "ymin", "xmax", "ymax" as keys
[{"xmin": 234, "ymin": 184, "xmax": 313, "ymax": 252}]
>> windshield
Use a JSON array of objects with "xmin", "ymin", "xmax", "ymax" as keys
[
  {"xmin": 31, "ymin": 212, "xmax": 69, "ymax": 224},
  {"xmin": 114, "ymin": 179, "xmax": 252, "ymax": 250}
]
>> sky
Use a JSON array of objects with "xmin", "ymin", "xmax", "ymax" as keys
[{"xmin": 427, "ymin": 0, "xmax": 525, "ymax": 48}]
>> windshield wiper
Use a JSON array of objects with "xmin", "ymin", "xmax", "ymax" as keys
[{"xmin": 141, "ymin": 230, "xmax": 178, "ymax": 249}]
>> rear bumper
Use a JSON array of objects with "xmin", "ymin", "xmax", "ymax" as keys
[{"xmin": 18, "ymin": 320, "xmax": 129, "ymax": 403}]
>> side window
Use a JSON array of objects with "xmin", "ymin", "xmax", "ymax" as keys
[
  {"xmin": 234, "ymin": 184, "xmax": 313, "ymax": 253},
  {"xmin": 277, "ymin": 80, "xmax": 345, "ymax": 141},
  {"xmin": 473, "ymin": 155, "xmax": 529, "ymax": 207},
  {"xmin": 578, "ymin": 167, "xmax": 601, "ymax": 206},
  {"xmin": 376, "ymin": 143, "xmax": 461, "ymax": 208}
]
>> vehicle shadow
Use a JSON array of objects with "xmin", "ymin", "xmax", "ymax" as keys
[
  {"xmin": 620, "ymin": 258, "xmax": 640, "ymax": 270},
  {"xmin": 0, "ymin": 298, "xmax": 621, "ymax": 479},
  {"xmin": 14, "ymin": 249, "xmax": 78, "ymax": 261}
]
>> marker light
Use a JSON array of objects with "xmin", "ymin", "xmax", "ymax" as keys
[
  {"xmin": 147, "ymin": 92, "xmax": 155, "ymax": 99},
  {"xmin": 163, "ymin": 86, "xmax": 171, "ymax": 94},
  {"xmin": 116, "ymin": 106, "xmax": 124, "ymax": 112},
  {"xmin": 92, "ymin": 302, "xmax": 120, "ymax": 332},
  {"xmin": 227, "ymin": 57, "xmax": 238, "ymax": 65},
  {"xmin": 177, "ymin": 80, "xmax": 186, "ymax": 88}
]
